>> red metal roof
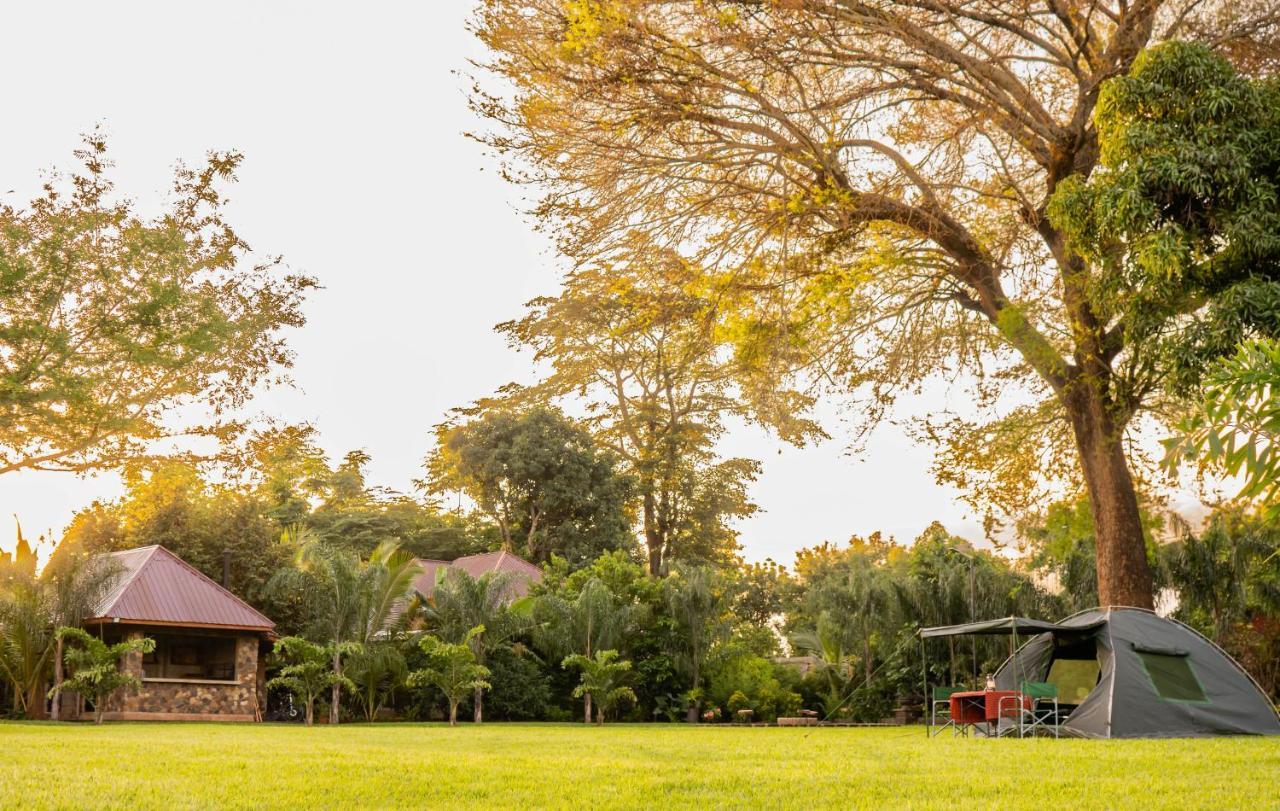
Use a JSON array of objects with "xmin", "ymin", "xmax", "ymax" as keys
[
  {"xmin": 411, "ymin": 550, "xmax": 543, "ymax": 600},
  {"xmin": 88, "ymin": 545, "xmax": 275, "ymax": 632}
]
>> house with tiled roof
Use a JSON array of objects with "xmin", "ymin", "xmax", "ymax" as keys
[
  {"xmin": 63, "ymin": 545, "xmax": 276, "ymax": 723},
  {"xmin": 411, "ymin": 550, "xmax": 543, "ymax": 601}
]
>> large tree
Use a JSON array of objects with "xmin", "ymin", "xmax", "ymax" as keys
[
  {"xmin": 472, "ymin": 0, "xmax": 1280, "ymax": 608},
  {"xmin": 426, "ymin": 406, "xmax": 635, "ymax": 564},
  {"xmin": 499, "ymin": 239, "xmax": 820, "ymax": 573},
  {"xmin": 0, "ymin": 136, "xmax": 313, "ymax": 476}
]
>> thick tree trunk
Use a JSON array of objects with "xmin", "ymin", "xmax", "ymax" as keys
[
  {"xmin": 596, "ymin": 706, "xmax": 605, "ymax": 725},
  {"xmin": 305, "ymin": 700, "xmax": 314, "ymax": 727},
  {"xmin": 474, "ymin": 686, "xmax": 484, "ymax": 724},
  {"xmin": 449, "ymin": 700, "xmax": 458, "ymax": 726},
  {"xmin": 583, "ymin": 691, "xmax": 593, "ymax": 724},
  {"xmin": 1066, "ymin": 393, "xmax": 1155, "ymax": 610}
]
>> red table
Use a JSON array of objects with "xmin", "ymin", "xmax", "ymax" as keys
[{"xmin": 950, "ymin": 690, "xmax": 1028, "ymax": 730}]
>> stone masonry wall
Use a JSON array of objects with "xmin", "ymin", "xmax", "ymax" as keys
[{"xmin": 102, "ymin": 632, "xmax": 259, "ymax": 721}]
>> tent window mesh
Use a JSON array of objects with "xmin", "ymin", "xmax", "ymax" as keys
[
  {"xmin": 1136, "ymin": 651, "xmax": 1207, "ymax": 703},
  {"xmin": 1046, "ymin": 658, "xmax": 1100, "ymax": 704}
]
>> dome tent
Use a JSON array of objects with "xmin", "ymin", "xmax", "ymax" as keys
[{"xmin": 989, "ymin": 607, "xmax": 1280, "ymax": 738}]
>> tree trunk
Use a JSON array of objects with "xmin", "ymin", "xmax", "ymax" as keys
[
  {"xmin": 330, "ymin": 650, "xmax": 343, "ymax": 725},
  {"xmin": 643, "ymin": 492, "xmax": 662, "ymax": 576},
  {"xmin": 596, "ymin": 706, "xmax": 605, "ymax": 725},
  {"xmin": 1066, "ymin": 392, "xmax": 1155, "ymax": 610},
  {"xmin": 305, "ymin": 700, "xmax": 314, "ymax": 727},
  {"xmin": 449, "ymin": 700, "xmax": 458, "ymax": 726},
  {"xmin": 863, "ymin": 638, "xmax": 873, "ymax": 688},
  {"xmin": 50, "ymin": 637, "xmax": 64, "ymax": 721},
  {"xmin": 583, "ymin": 691, "xmax": 593, "ymax": 724},
  {"xmin": 474, "ymin": 685, "xmax": 484, "ymax": 724},
  {"xmin": 94, "ymin": 704, "xmax": 104, "ymax": 725}
]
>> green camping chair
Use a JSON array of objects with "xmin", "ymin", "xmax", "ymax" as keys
[
  {"xmin": 1018, "ymin": 680, "xmax": 1059, "ymax": 738},
  {"xmin": 929, "ymin": 686, "xmax": 963, "ymax": 737}
]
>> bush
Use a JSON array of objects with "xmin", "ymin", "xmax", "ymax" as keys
[
  {"xmin": 705, "ymin": 652, "xmax": 801, "ymax": 722},
  {"xmin": 485, "ymin": 646, "xmax": 553, "ymax": 721}
]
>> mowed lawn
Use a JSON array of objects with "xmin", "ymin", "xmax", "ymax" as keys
[{"xmin": 2, "ymin": 722, "xmax": 1278, "ymax": 810}]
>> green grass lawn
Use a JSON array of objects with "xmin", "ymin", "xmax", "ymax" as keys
[{"xmin": 1, "ymin": 722, "xmax": 1277, "ymax": 810}]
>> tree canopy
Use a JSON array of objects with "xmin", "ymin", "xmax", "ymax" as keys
[
  {"xmin": 472, "ymin": 0, "xmax": 1280, "ymax": 608},
  {"xmin": 0, "ymin": 137, "xmax": 314, "ymax": 477},
  {"xmin": 426, "ymin": 406, "xmax": 636, "ymax": 564}
]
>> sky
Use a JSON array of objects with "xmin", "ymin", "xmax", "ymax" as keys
[{"xmin": 0, "ymin": 1, "xmax": 1206, "ymax": 565}]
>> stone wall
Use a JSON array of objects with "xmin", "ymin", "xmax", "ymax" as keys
[{"xmin": 99, "ymin": 631, "xmax": 261, "ymax": 722}]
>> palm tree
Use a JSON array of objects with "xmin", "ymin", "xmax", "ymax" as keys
[
  {"xmin": 423, "ymin": 568, "xmax": 531, "ymax": 723},
  {"xmin": 563, "ymin": 650, "xmax": 635, "ymax": 725},
  {"xmin": 274, "ymin": 537, "xmax": 419, "ymax": 724},
  {"xmin": 791, "ymin": 614, "xmax": 859, "ymax": 718},
  {"xmin": 53, "ymin": 627, "xmax": 155, "ymax": 725},
  {"xmin": 268, "ymin": 636, "xmax": 357, "ymax": 726},
  {"xmin": 532, "ymin": 578, "xmax": 634, "ymax": 723},
  {"xmin": 346, "ymin": 642, "xmax": 408, "ymax": 722},
  {"xmin": 0, "ymin": 539, "xmax": 117, "ymax": 719},
  {"xmin": 665, "ymin": 564, "xmax": 731, "ymax": 722},
  {"xmin": 408, "ymin": 626, "xmax": 491, "ymax": 726}
]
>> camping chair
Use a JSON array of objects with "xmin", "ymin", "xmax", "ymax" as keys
[
  {"xmin": 929, "ymin": 686, "xmax": 963, "ymax": 737},
  {"xmin": 1017, "ymin": 681, "xmax": 1059, "ymax": 738}
]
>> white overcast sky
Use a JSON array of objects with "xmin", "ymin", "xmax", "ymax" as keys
[{"xmin": 0, "ymin": 1, "xmax": 1215, "ymax": 564}]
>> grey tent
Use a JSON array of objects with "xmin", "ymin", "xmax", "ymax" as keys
[{"xmin": 921, "ymin": 607, "xmax": 1280, "ymax": 738}]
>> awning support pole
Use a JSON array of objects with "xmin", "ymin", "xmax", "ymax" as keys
[{"xmin": 920, "ymin": 635, "xmax": 928, "ymax": 737}]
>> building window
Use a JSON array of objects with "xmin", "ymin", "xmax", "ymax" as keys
[{"xmin": 142, "ymin": 634, "xmax": 238, "ymax": 682}]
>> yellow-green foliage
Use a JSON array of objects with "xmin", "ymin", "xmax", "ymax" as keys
[{"xmin": 0, "ymin": 723, "xmax": 1276, "ymax": 809}]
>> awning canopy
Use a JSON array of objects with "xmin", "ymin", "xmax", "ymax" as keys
[{"xmin": 918, "ymin": 616, "xmax": 1103, "ymax": 639}]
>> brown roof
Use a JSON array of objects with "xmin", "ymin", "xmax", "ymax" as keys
[
  {"xmin": 411, "ymin": 550, "xmax": 543, "ymax": 601},
  {"xmin": 88, "ymin": 545, "xmax": 275, "ymax": 633}
]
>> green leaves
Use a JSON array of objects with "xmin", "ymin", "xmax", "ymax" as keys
[
  {"xmin": 53, "ymin": 626, "xmax": 155, "ymax": 721},
  {"xmin": 408, "ymin": 627, "xmax": 492, "ymax": 724},
  {"xmin": 562, "ymin": 649, "xmax": 636, "ymax": 723},
  {"xmin": 1165, "ymin": 340, "xmax": 1280, "ymax": 513},
  {"xmin": 0, "ymin": 135, "xmax": 314, "ymax": 476}
]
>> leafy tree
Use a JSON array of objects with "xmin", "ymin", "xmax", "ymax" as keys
[
  {"xmin": 52, "ymin": 627, "xmax": 154, "ymax": 725},
  {"xmin": 421, "ymin": 568, "xmax": 532, "ymax": 723},
  {"xmin": 408, "ymin": 626, "xmax": 492, "ymax": 726},
  {"xmin": 473, "ymin": 0, "xmax": 1280, "ymax": 610},
  {"xmin": 483, "ymin": 644, "xmax": 554, "ymax": 721},
  {"xmin": 499, "ymin": 244, "xmax": 819, "ymax": 573},
  {"xmin": 0, "ymin": 136, "xmax": 313, "ymax": 477},
  {"xmin": 427, "ymin": 406, "xmax": 635, "ymax": 565},
  {"xmin": 1162, "ymin": 507, "xmax": 1280, "ymax": 644},
  {"xmin": 562, "ymin": 649, "xmax": 636, "ymax": 725},
  {"xmin": 345, "ymin": 642, "xmax": 409, "ymax": 723},
  {"xmin": 62, "ymin": 461, "xmax": 290, "ymax": 617},
  {"xmin": 731, "ymin": 559, "xmax": 791, "ymax": 629},
  {"xmin": 268, "ymin": 636, "xmax": 356, "ymax": 727},
  {"xmin": 1017, "ymin": 496, "xmax": 1167, "ymax": 612},
  {"xmin": 1165, "ymin": 341, "xmax": 1280, "ymax": 515}
]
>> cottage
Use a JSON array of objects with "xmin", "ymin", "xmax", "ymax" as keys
[{"xmin": 65, "ymin": 545, "xmax": 276, "ymax": 722}]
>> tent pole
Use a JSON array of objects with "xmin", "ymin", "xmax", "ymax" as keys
[{"xmin": 920, "ymin": 635, "xmax": 928, "ymax": 736}]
